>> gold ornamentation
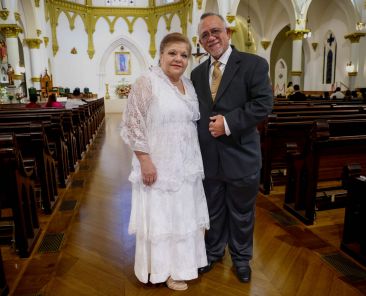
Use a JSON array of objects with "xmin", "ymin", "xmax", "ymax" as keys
[
  {"xmin": 0, "ymin": 10, "xmax": 9, "ymax": 21},
  {"xmin": 13, "ymin": 74, "xmax": 23, "ymax": 80},
  {"xmin": 311, "ymin": 42, "xmax": 318, "ymax": 51},
  {"xmin": 35, "ymin": 0, "xmax": 40, "ymax": 7},
  {"xmin": 260, "ymin": 40, "xmax": 271, "ymax": 50},
  {"xmin": 105, "ymin": 83, "xmax": 110, "ymax": 100},
  {"xmin": 291, "ymin": 71, "xmax": 302, "ymax": 76},
  {"xmin": 32, "ymin": 77, "xmax": 41, "ymax": 82},
  {"xmin": 37, "ymin": 29, "xmax": 42, "ymax": 36},
  {"xmin": 286, "ymin": 29, "xmax": 310, "ymax": 40},
  {"xmin": 25, "ymin": 38, "xmax": 43, "ymax": 49},
  {"xmin": 44, "ymin": 37, "xmax": 49, "ymax": 47},
  {"xmin": 0, "ymin": 24, "xmax": 23, "ymax": 38},
  {"xmin": 71, "ymin": 47, "xmax": 77, "ymax": 54},
  {"xmin": 348, "ymin": 71, "xmax": 358, "ymax": 76},
  {"xmin": 344, "ymin": 32, "xmax": 366, "ymax": 43},
  {"xmin": 45, "ymin": 0, "xmax": 191, "ymax": 59},
  {"xmin": 226, "ymin": 15, "xmax": 235, "ymax": 24},
  {"xmin": 197, "ymin": 0, "xmax": 202, "ymax": 9},
  {"xmin": 14, "ymin": 12, "xmax": 20, "ymax": 22}
]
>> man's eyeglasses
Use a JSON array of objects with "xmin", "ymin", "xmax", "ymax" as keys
[{"xmin": 200, "ymin": 28, "xmax": 225, "ymax": 42}]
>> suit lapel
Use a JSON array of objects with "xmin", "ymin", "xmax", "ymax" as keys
[
  {"xmin": 214, "ymin": 48, "xmax": 241, "ymax": 104},
  {"xmin": 200, "ymin": 59, "xmax": 213, "ymax": 106}
]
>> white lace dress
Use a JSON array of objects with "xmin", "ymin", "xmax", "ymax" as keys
[{"xmin": 120, "ymin": 66, "xmax": 209, "ymax": 284}]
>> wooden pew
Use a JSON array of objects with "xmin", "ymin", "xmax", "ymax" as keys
[
  {"xmin": 284, "ymin": 120, "xmax": 366, "ymax": 224},
  {"xmin": 260, "ymin": 112, "xmax": 366, "ymax": 194},
  {"xmin": 341, "ymin": 164, "xmax": 366, "ymax": 266},
  {"xmin": 0, "ymin": 134, "xmax": 41, "ymax": 257},
  {"xmin": 0, "ymin": 122, "xmax": 58, "ymax": 214},
  {"xmin": 0, "ymin": 249, "xmax": 9, "ymax": 295}
]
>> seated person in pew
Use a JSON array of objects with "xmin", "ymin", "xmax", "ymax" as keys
[
  {"xmin": 44, "ymin": 93, "xmax": 64, "ymax": 108},
  {"xmin": 25, "ymin": 93, "xmax": 41, "ymax": 108},
  {"xmin": 289, "ymin": 84, "xmax": 306, "ymax": 101},
  {"xmin": 331, "ymin": 87, "xmax": 345, "ymax": 99}
]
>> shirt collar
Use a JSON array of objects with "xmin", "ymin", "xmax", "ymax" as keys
[{"xmin": 210, "ymin": 46, "xmax": 232, "ymax": 66}]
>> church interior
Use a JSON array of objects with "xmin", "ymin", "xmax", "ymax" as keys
[{"xmin": 0, "ymin": 0, "xmax": 366, "ymax": 295}]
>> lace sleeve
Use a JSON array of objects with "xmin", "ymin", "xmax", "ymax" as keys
[{"xmin": 120, "ymin": 74, "xmax": 152, "ymax": 153}]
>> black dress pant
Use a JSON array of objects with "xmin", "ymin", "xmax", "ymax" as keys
[{"xmin": 203, "ymin": 170, "xmax": 260, "ymax": 268}]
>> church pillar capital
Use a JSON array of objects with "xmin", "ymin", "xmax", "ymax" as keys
[
  {"xmin": 25, "ymin": 38, "xmax": 43, "ymax": 49},
  {"xmin": 344, "ymin": 32, "xmax": 366, "ymax": 43},
  {"xmin": 0, "ymin": 24, "xmax": 23, "ymax": 38},
  {"xmin": 286, "ymin": 29, "xmax": 310, "ymax": 40}
]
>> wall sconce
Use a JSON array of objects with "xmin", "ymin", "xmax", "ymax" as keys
[
  {"xmin": 356, "ymin": 22, "xmax": 365, "ymax": 31},
  {"xmin": 346, "ymin": 62, "xmax": 355, "ymax": 73},
  {"xmin": 303, "ymin": 30, "xmax": 312, "ymax": 39}
]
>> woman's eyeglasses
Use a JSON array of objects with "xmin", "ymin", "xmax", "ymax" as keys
[{"xmin": 200, "ymin": 28, "xmax": 225, "ymax": 43}]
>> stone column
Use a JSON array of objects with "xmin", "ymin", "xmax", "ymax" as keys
[
  {"xmin": 24, "ymin": 38, "xmax": 43, "ymax": 89},
  {"xmin": 0, "ymin": 24, "xmax": 23, "ymax": 86},
  {"xmin": 286, "ymin": 30, "xmax": 309, "ymax": 87},
  {"xmin": 344, "ymin": 32, "xmax": 366, "ymax": 90}
]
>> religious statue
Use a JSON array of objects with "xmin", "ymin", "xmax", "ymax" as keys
[
  {"xmin": 0, "ymin": 40, "xmax": 7, "ymax": 64},
  {"xmin": 7, "ymin": 64, "xmax": 14, "ymax": 85}
]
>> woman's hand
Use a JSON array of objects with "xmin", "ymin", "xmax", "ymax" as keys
[{"xmin": 135, "ymin": 152, "xmax": 157, "ymax": 186}]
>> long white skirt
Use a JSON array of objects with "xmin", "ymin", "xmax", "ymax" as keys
[{"xmin": 129, "ymin": 177, "xmax": 209, "ymax": 284}]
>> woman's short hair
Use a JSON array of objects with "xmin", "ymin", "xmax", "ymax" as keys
[{"xmin": 159, "ymin": 32, "xmax": 192, "ymax": 56}]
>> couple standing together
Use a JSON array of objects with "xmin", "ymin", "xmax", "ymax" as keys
[{"xmin": 121, "ymin": 13, "xmax": 273, "ymax": 291}]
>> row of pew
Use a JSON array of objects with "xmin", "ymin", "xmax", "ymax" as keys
[
  {"xmin": 259, "ymin": 99, "xmax": 366, "ymax": 265},
  {"xmin": 0, "ymin": 98, "xmax": 105, "ymax": 258}
]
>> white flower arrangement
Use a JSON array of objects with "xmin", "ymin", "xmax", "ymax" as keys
[
  {"xmin": 0, "ymin": 86, "xmax": 7, "ymax": 99},
  {"xmin": 115, "ymin": 78, "xmax": 131, "ymax": 99}
]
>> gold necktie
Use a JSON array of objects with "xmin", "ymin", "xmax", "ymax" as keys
[{"xmin": 210, "ymin": 61, "xmax": 222, "ymax": 100}]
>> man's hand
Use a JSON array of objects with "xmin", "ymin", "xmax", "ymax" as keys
[{"xmin": 209, "ymin": 114, "xmax": 225, "ymax": 138}]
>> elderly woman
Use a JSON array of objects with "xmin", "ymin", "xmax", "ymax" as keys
[{"xmin": 121, "ymin": 33, "xmax": 209, "ymax": 291}]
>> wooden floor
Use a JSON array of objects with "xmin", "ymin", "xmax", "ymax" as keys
[{"xmin": 2, "ymin": 113, "xmax": 366, "ymax": 295}]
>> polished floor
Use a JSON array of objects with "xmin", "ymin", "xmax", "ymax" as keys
[{"xmin": 2, "ymin": 114, "xmax": 366, "ymax": 295}]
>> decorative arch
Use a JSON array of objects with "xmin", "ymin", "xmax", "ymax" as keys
[
  {"xmin": 97, "ymin": 35, "xmax": 149, "ymax": 94},
  {"xmin": 274, "ymin": 58, "xmax": 287, "ymax": 96}
]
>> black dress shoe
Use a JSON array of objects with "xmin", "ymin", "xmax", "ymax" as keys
[
  {"xmin": 235, "ymin": 266, "xmax": 251, "ymax": 283},
  {"xmin": 198, "ymin": 260, "xmax": 216, "ymax": 274}
]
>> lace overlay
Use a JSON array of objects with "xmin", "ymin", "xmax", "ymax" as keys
[
  {"xmin": 121, "ymin": 67, "xmax": 209, "ymax": 283},
  {"xmin": 121, "ymin": 66, "xmax": 204, "ymax": 192}
]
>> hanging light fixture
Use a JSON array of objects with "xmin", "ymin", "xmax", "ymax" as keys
[{"xmin": 245, "ymin": 0, "xmax": 253, "ymax": 48}]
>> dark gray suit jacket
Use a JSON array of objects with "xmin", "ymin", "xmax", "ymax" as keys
[{"xmin": 191, "ymin": 47, "xmax": 273, "ymax": 180}]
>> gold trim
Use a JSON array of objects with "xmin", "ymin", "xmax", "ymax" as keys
[
  {"xmin": 348, "ymin": 71, "xmax": 358, "ymax": 76},
  {"xmin": 37, "ymin": 29, "xmax": 42, "ymax": 36},
  {"xmin": 192, "ymin": 36, "xmax": 197, "ymax": 45},
  {"xmin": 45, "ymin": 0, "xmax": 192, "ymax": 59},
  {"xmin": 31, "ymin": 77, "xmax": 41, "ymax": 82},
  {"xmin": 13, "ymin": 74, "xmax": 23, "ymax": 80},
  {"xmin": 226, "ymin": 15, "xmax": 235, "ymax": 24},
  {"xmin": 0, "ymin": 24, "xmax": 23, "ymax": 38},
  {"xmin": 291, "ymin": 71, "xmax": 302, "ymax": 76},
  {"xmin": 286, "ymin": 29, "xmax": 310, "ymax": 40},
  {"xmin": 14, "ymin": 12, "xmax": 20, "ymax": 22},
  {"xmin": 197, "ymin": 0, "xmax": 202, "ymax": 9},
  {"xmin": 260, "ymin": 40, "xmax": 271, "ymax": 50},
  {"xmin": 0, "ymin": 10, "xmax": 9, "ymax": 21},
  {"xmin": 344, "ymin": 32, "xmax": 366, "ymax": 43},
  {"xmin": 311, "ymin": 42, "xmax": 318, "ymax": 51},
  {"xmin": 25, "ymin": 38, "xmax": 43, "ymax": 49},
  {"xmin": 35, "ymin": 0, "xmax": 40, "ymax": 8},
  {"xmin": 43, "ymin": 36, "xmax": 49, "ymax": 47}
]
